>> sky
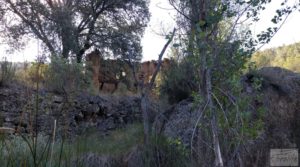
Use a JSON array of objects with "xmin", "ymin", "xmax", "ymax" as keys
[
  {"xmin": 252, "ymin": 0, "xmax": 300, "ymax": 49},
  {"xmin": 142, "ymin": 0, "xmax": 300, "ymax": 60},
  {"xmin": 1, "ymin": 0, "xmax": 300, "ymax": 62}
]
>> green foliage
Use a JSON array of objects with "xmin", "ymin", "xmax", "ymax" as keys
[
  {"xmin": 191, "ymin": 92, "xmax": 205, "ymax": 109},
  {"xmin": 160, "ymin": 59, "xmax": 198, "ymax": 104},
  {"xmin": 252, "ymin": 76, "xmax": 263, "ymax": 91},
  {"xmin": 167, "ymin": 0, "xmax": 299, "ymax": 165},
  {"xmin": 147, "ymin": 135, "xmax": 190, "ymax": 167},
  {"xmin": 14, "ymin": 62, "xmax": 49, "ymax": 88},
  {"xmin": 27, "ymin": 63, "xmax": 48, "ymax": 83},
  {"xmin": 0, "ymin": 58, "xmax": 16, "ymax": 86},
  {"xmin": 165, "ymin": 138, "xmax": 188, "ymax": 158},
  {"xmin": 44, "ymin": 56, "xmax": 92, "ymax": 94},
  {"xmin": 251, "ymin": 42, "xmax": 300, "ymax": 72},
  {"xmin": 196, "ymin": 78, "xmax": 266, "ymax": 163},
  {"xmin": 216, "ymin": 72, "xmax": 265, "ymax": 139},
  {"xmin": 162, "ymin": 1, "xmax": 282, "ymax": 164}
]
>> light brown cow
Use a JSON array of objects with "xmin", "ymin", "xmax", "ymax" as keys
[
  {"xmin": 86, "ymin": 50, "xmax": 101, "ymax": 91},
  {"xmin": 98, "ymin": 59, "xmax": 127, "ymax": 93},
  {"xmin": 86, "ymin": 50, "xmax": 173, "ymax": 93},
  {"xmin": 138, "ymin": 58, "xmax": 172, "ymax": 84},
  {"xmin": 86, "ymin": 50, "xmax": 131, "ymax": 93}
]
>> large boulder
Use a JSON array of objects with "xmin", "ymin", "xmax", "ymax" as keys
[
  {"xmin": 154, "ymin": 98, "xmax": 197, "ymax": 148},
  {"xmin": 157, "ymin": 67, "xmax": 300, "ymax": 166},
  {"xmin": 239, "ymin": 67, "xmax": 300, "ymax": 166}
]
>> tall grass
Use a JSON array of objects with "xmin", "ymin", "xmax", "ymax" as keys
[
  {"xmin": 0, "ymin": 123, "xmax": 144, "ymax": 167},
  {"xmin": 0, "ymin": 57, "xmax": 16, "ymax": 87}
]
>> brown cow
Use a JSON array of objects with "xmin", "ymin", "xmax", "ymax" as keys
[
  {"xmin": 137, "ymin": 58, "xmax": 173, "ymax": 85},
  {"xmin": 98, "ymin": 59, "xmax": 128, "ymax": 93},
  {"xmin": 86, "ymin": 49, "xmax": 101, "ymax": 91},
  {"xmin": 86, "ymin": 50, "xmax": 131, "ymax": 93},
  {"xmin": 86, "ymin": 50, "xmax": 173, "ymax": 93}
]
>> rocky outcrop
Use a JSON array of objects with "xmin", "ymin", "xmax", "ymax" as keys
[
  {"xmin": 239, "ymin": 67, "xmax": 300, "ymax": 166},
  {"xmin": 0, "ymin": 83, "xmax": 142, "ymax": 137},
  {"xmin": 157, "ymin": 67, "xmax": 300, "ymax": 166},
  {"xmin": 243, "ymin": 66, "xmax": 300, "ymax": 98},
  {"xmin": 154, "ymin": 98, "xmax": 197, "ymax": 148}
]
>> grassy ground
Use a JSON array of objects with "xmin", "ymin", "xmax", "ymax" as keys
[{"xmin": 0, "ymin": 123, "xmax": 143, "ymax": 167}]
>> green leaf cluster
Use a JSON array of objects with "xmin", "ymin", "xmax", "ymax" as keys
[{"xmin": 44, "ymin": 56, "xmax": 92, "ymax": 94}]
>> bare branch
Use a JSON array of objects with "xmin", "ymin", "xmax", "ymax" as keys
[{"xmin": 149, "ymin": 28, "xmax": 176, "ymax": 89}]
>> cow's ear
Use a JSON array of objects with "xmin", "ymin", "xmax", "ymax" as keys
[{"xmin": 94, "ymin": 49, "xmax": 100, "ymax": 54}]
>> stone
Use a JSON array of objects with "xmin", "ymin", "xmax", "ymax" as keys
[
  {"xmin": 125, "ymin": 146, "xmax": 144, "ymax": 167},
  {"xmin": 53, "ymin": 95, "xmax": 63, "ymax": 103},
  {"xmin": 0, "ymin": 127, "xmax": 15, "ymax": 134},
  {"xmin": 0, "ymin": 82, "xmax": 143, "ymax": 138},
  {"xmin": 4, "ymin": 117, "xmax": 12, "ymax": 122},
  {"xmin": 71, "ymin": 153, "xmax": 121, "ymax": 167},
  {"xmin": 75, "ymin": 112, "xmax": 84, "ymax": 122}
]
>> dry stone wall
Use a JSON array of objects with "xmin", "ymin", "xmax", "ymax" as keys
[{"xmin": 0, "ymin": 83, "xmax": 142, "ymax": 137}]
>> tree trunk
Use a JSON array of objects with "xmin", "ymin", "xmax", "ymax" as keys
[
  {"xmin": 76, "ymin": 43, "xmax": 91, "ymax": 63},
  {"xmin": 140, "ymin": 28, "xmax": 176, "ymax": 145},
  {"xmin": 195, "ymin": 21, "xmax": 224, "ymax": 165},
  {"xmin": 62, "ymin": 45, "xmax": 69, "ymax": 60},
  {"xmin": 141, "ymin": 89, "xmax": 151, "ymax": 145},
  {"xmin": 205, "ymin": 68, "xmax": 224, "ymax": 167}
]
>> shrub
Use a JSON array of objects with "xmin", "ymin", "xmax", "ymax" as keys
[
  {"xmin": 27, "ymin": 62, "xmax": 48, "ymax": 84},
  {"xmin": 148, "ymin": 136, "xmax": 190, "ymax": 167},
  {"xmin": 14, "ymin": 62, "xmax": 50, "ymax": 88},
  {"xmin": 44, "ymin": 56, "xmax": 92, "ymax": 94},
  {"xmin": 0, "ymin": 57, "xmax": 16, "ymax": 87},
  {"xmin": 160, "ymin": 59, "xmax": 198, "ymax": 104}
]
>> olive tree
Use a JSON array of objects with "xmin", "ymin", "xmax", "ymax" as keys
[{"xmin": 0, "ymin": 0, "xmax": 150, "ymax": 62}]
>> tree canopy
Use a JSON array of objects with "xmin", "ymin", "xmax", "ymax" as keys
[{"xmin": 0, "ymin": 0, "xmax": 150, "ymax": 62}]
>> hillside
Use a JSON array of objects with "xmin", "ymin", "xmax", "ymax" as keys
[{"xmin": 252, "ymin": 42, "xmax": 300, "ymax": 72}]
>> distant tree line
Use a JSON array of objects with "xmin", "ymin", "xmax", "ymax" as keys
[{"xmin": 252, "ymin": 42, "xmax": 300, "ymax": 72}]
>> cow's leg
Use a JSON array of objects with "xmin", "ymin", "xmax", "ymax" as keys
[
  {"xmin": 100, "ymin": 82, "xmax": 104, "ymax": 90},
  {"xmin": 112, "ymin": 82, "xmax": 118, "ymax": 94}
]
